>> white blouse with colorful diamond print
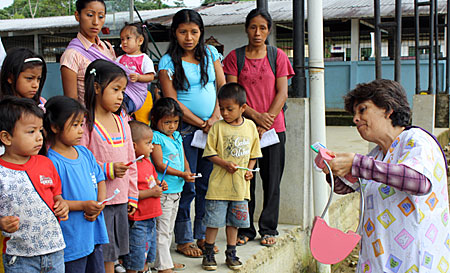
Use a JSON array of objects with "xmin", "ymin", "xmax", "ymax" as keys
[{"xmin": 356, "ymin": 128, "xmax": 450, "ymax": 273}]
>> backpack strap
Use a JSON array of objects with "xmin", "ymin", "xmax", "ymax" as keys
[
  {"xmin": 235, "ymin": 45, "xmax": 247, "ymax": 77},
  {"xmin": 266, "ymin": 45, "xmax": 278, "ymax": 76}
]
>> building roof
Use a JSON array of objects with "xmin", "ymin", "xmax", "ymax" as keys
[
  {"xmin": 0, "ymin": 0, "xmax": 447, "ymax": 33},
  {"xmin": 0, "ymin": 7, "xmax": 183, "ymax": 33}
]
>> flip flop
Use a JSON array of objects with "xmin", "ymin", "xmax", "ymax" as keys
[
  {"xmin": 236, "ymin": 234, "xmax": 250, "ymax": 246},
  {"xmin": 175, "ymin": 243, "xmax": 203, "ymax": 258},
  {"xmin": 173, "ymin": 263, "xmax": 186, "ymax": 271},
  {"xmin": 260, "ymin": 235, "xmax": 276, "ymax": 247}
]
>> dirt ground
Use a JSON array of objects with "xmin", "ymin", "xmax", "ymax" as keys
[{"xmin": 331, "ymin": 145, "xmax": 450, "ymax": 273}]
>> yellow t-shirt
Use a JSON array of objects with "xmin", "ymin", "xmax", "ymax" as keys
[{"xmin": 203, "ymin": 119, "xmax": 262, "ymax": 201}]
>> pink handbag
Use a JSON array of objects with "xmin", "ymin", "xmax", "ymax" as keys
[{"xmin": 310, "ymin": 148, "xmax": 364, "ymax": 264}]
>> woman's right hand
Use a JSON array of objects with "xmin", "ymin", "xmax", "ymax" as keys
[
  {"xmin": 255, "ymin": 112, "xmax": 275, "ymax": 130},
  {"xmin": 328, "ymin": 152, "xmax": 355, "ymax": 177},
  {"xmin": 113, "ymin": 162, "xmax": 130, "ymax": 178}
]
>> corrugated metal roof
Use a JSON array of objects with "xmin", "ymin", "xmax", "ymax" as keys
[
  {"xmin": 0, "ymin": 0, "xmax": 448, "ymax": 32},
  {"xmin": 0, "ymin": 7, "xmax": 182, "ymax": 32}
]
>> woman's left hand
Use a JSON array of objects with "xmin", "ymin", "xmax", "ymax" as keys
[
  {"xmin": 328, "ymin": 152, "xmax": 356, "ymax": 177},
  {"xmin": 203, "ymin": 115, "xmax": 219, "ymax": 133}
]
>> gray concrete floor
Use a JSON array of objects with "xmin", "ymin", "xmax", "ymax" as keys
[{"xmin": 162, "ymin": 126, "xmax": 448, "ymax": 273}]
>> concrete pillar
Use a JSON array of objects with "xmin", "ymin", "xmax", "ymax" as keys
[
  {"xmin": 351, "ymin": 19, "xmax": 360, "ymax": 61},
  {"xmin": 254, "ymin": 98, "xmax": 313, "ymax": 228},
  {"xmin": 412, "ymin": 94, "xmax": 436, "ymax": 134}
]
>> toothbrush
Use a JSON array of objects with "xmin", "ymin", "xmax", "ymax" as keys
[
  {"xmin": 159, "ymin": 161, "xmax": 170, "ymax": 187},
  {"xmin": 98, "ymin": 188, "xmax": 120, "ymax": 205},
  {"xmin": 192, "ymin": 173, "xmax": 202, "ymax": 179},
  {"xmin": 236, "ymin": 166, "xmax": 260, "ymax": 172},
  {"xmin": 126, "ymin": 155, "xmax": 144, "ymax": 166}
]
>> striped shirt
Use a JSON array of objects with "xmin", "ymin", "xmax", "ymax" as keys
[
  {"xmin": 328, "ymin": 153, "xmax": 431, "ymax": 195},
  {"xmin": 60, "ymin": 33, "xmax": 115, "ymax": 104}
]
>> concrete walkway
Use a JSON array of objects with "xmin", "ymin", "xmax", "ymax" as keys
[{"xmin": 163, "ymin": 126, "xmax": 447, "ymax": 273}]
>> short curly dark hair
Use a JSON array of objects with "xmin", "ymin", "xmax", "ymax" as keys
[{"xmin": 344, "ymin": 79, "xmax": 411, "ymax": 127}]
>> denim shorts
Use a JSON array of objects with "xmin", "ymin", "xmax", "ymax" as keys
[
  {"xmin": 122, "ymin": 218, "xmax": 157, "ymax": 271},
  {"xmin": 65, "ymin": 244, "xmax": 104, "ymax": 273},
  {"xmin": 203, "ymin": 200, "xmax": 250, "ymax": 228},
  {"xmin": 3, "ymin": 250, "xmax": 64, "ymax": 273}
]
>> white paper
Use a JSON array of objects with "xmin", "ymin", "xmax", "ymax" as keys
[
  {"xmin": 191, "ymin": 130, "xmax": 208, "ymax": 149},
  {"xmin": 260, "ymin": 128, "xmax": 280, "ymax": 148}
]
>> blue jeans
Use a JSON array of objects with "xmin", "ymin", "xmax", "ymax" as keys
[
  {"xmin": 122, "ymin": 218, "xmax": 156, "ymax": 271},
  {"xmin": 123, "ymin": 93, "xmax": 137, "ymax": 114},
  {"xmin": 3, "ymin": 250, "xmax": 65, "ymax": 273},
  {"xmin": 174, "ymin": 124, "xmax": 213, "ymax": 244}
]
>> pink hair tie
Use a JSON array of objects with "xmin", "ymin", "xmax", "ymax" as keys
[
  {"xmin": 38, "ymin": 103, "xmax": 46, "ymax": 114},
  {"xmin": 142, "ymin": 24, "xmax": 147, "ymax": 28}
]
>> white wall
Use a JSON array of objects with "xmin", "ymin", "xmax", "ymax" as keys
[
  {"xmin": 205, "ymin": 24, "xmax": 248, "ymax": 57},
  {"xmin": 148, "ymin": 24, "xmax": 248, "ymax": 61}
]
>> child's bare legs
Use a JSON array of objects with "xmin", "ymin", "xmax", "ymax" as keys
[
  {"xmin": 205, "ymin": 227, "xmax": 218, "ymax": 244},
  {"xmin": 226, "ymin": 226, "xmax": 238, "ymax": 246},
  {"xmin": 105, "ymin": 261, "xmax": 114, "ymax": 273}
]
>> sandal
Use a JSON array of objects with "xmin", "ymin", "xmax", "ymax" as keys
[
  {"xmin": 260, "ymin": 235, "xmax": 276, "ymax": 247},
  {"xmin": 236, "ymin": 234, "xmax": 250, "ymax": 246},
  {"xmin": 175, "ymin": 243, "xmax": 203, "ymax": 258},
  {"xmin": 173, "ymin": 263, "xmax": 186, "ymax": 271},
  {"xmin": 197, "ymin": 239, "xmax": 219, "ymax": 254}
]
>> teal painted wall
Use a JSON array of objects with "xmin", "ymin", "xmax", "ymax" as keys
[{"xmin": 42, "ymin": 60, "xmax": 447, "ymax": 110}]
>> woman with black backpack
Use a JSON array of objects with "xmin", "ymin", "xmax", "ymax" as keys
[{"xmin": 223, "ymin": 8, "xmax": 294, "ymax": 247}]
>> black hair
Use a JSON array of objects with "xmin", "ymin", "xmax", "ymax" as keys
[
  {"xmin": 76, "ymin": 0, "xmax": 106, "ymax": 14},
  {"xmin": 84, "ymin": 59, "xmax": 128, "ymax": 131},
  {"xmin": 344, "ymin": 79, "xmax": 411, "ymax": 127},
  {"xmin": 121, "ymin": 22, "xmax": 149, "ymax": 54},
  {"xmin": 43, "ymin": 96, "xmax": 87, "ymax": 146},
  {"xmin": 245, "ymin": 8, "xmax": 273, "ymax": 30},
  {"xmin": 218, "ymin": 82, "xmax": 247, "ymax": 106},
  {"xmin": 245, "ymin": 8, "xmax": 273, "ymax": 45},
  {"xmin": 129, "ymin": 120, "xmax": 152, "ymax": 142},
  {"xmin": 150, "ymin": 97, "xmax": 183, "ymax": 131},
  {"xmin": 0, "ymin": 47, "xmax": 47, "ymax": 103},
  {"xmin": 0, "ymin": 96, "xmax": 44, "ymax": 147},
  {"xmin": 166, "ymin": 9, "xmax": 209, "ymax": 91}
]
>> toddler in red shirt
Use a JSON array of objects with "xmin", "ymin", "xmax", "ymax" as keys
[{"xmin": 121, "ymin": 120, "xmax": 168, "ymax": 273}]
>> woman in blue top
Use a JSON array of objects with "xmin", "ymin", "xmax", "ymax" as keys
[{"xmin": 159, "ymin": 9, "xmax": 225, "ymax": 258}]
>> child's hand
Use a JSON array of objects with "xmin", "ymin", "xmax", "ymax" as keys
[
  {"xmin": 245, "ymin": 170, "xmax": 253, "ymax": 181},
  {"xmin": 128, "ymin": 203, "xmax": 137, "ymax": 216},
  {"xmin": 149, "ymin": 185, "xmax": 163, "ymax": 197},
  {"xmin": 113, "ymin": 162, "xmax": 130, "ymax": 178},
  {"xmin": 224, "ymin": 161, "xmax": 238, "ymax": 174},
  {"xmin": 83, "ymin": 200, "xmax": 104, "ymax": 216},
  {"xmin": 181, "ymin": 171, "xmax": 195, "ymax": 183},
  {"xmin": 84, "ymin": 205, "xmax": 104, "ymax": 222},
  {"xmin": 160, "ymin": 180, "xmax": 168, "ymax": 191},
  {"xmin": 0, "ymin": 216, "xmax": 20, "ymax": 233},
  {"xmin": 129, "ymin": 73, "xmax": 139, "ymax": 82},
  {"xmin": 54, "ymin": 199, "xmax": 69, "ymax": 221}
]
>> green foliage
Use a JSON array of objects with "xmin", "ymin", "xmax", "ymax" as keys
[
  {"xmin": 0, "ymin": 0, "xmax": 171, "ymax": 19},
  {"xmin": 0, "ymin": 0, "xmax": 74, "ymax": 19}
]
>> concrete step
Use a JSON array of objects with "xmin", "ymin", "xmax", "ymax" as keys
[{"xmin": 168, "ymin": 224, "xmax": 314, "ymax": 273}]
